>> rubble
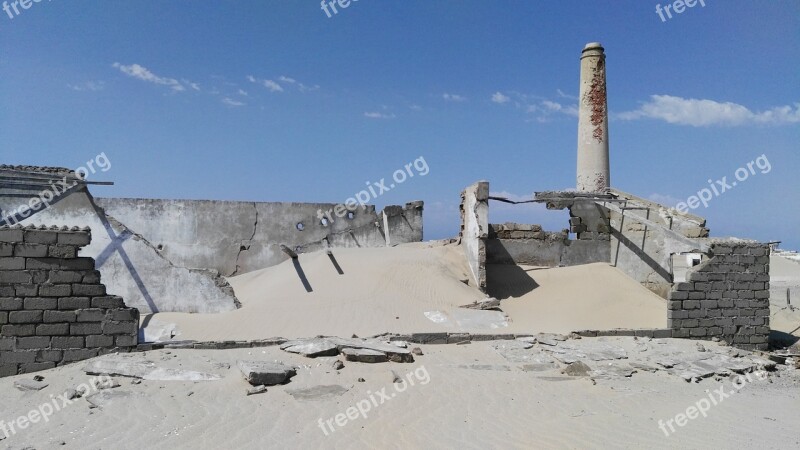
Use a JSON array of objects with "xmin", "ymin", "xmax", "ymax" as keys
[
  {"xmin": 237, "ymin": 361, "xmax": 297, "ymax": 386},
  {"xmin": 84, "ymin": 358, "xmax": 222, "ymax": 381}
]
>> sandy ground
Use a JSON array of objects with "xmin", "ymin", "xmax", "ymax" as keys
[
  {"xmin": 151, "ymin": 244, "xmax": 666, "ymax": 341},
  {"xmin": 0, "ymin": 337, "xmax": 797, "ymax": 450}
]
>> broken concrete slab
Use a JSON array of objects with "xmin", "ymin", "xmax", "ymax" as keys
[
  {"xmin": 285, "ymin": 385, "xmax": 348, "ymax": 401},
  {"xmin": 562, "ymin": 361, "xmax": 592, "ymax": 377},
  {"xmin": 280, "ymin": 339, "xmax": 339, "ymax": 357},
  {"xmin": 84, "ymin": 359, "xmax": 221, "ymax": 381},
  {"xmin": 238, "ymin": 361, "xmax": 297, "ymax": 386},
  {"xmin": 460, "ymin": 297, "xmax": 501, "ymax": 310},
  {"xmin": 14, "ymin": 379, "xmax": 49, "ymax": 391},
  {"xmin": 341, "ymin": 347, "xmax": 389, "ymax": 363},
  {"xmin": 246, "ymin": 385, "xmax": 267, "ymax": 396}
]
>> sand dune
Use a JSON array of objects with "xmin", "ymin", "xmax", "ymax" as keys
[{"xmin": 153, "ymin": 244, "xmax": 666, "ymax": 341}]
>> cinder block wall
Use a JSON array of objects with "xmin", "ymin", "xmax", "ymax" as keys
[
  {"xmin": 0, "ymin": 225, "xmax": 139, "ymax": 377},
  {"xmin": 668, "ymin": 240, "xmax": 770, "ymax": 350}
]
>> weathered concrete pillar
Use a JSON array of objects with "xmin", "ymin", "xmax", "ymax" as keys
[{"xmin": 576, "ymin": 42, "xmax": 610, "ymax": 193}]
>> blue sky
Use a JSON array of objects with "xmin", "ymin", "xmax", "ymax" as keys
[{"xmin": 2, "ymin": 1, "xmax": 798, "ymax": 247}]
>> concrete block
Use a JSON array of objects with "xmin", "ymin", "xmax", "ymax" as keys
[
  {"xmin": 683, "ymin": 300, "xmax": 700, "ymax": 310},
  {"xmin": 0, "ymin": 228, "xmax": 24, "ymax": 243},
  {"xmin": 15, "ymin": 336, "xmax": 51, "ymax": 349},
  {"xmin": 62, "ymin": 348, "xmax": 99, "ymax": 362},
  {"xmin": 77, "ymin": 309, "xmax": 107, "ymax": 322},
  {"xmin": 48, "ymin": 270, "xmax": 84, "ymax": 283},
  {"xmin": 58, "ymin": 297, "xmax": 90, "ymax": 310},
  {"xmin": 0, "ymin": 242, "xmax": 11, "ymax": 257},
  {"xmin": 652, "ymin": 329, "xmax": 672, "ymax": 339},
  {"xmin": 70, "ymin": 323, "xmax": 102, "ymax": 335},
  {"xmin": 24, "ymin": 297, "xmax": 58, "ymax": 310},
  {"xmin": 72, "ymin": 284, "xmax": 106, "ymax": 296},
  {"xmin": 0, "ymin": 350, "xmax": 36, "ymax": 363},
  {"xmin": 110, "ymin": 309, "xmax": 138, "ymax": 322},
  {"xmin": 19, "ymin": 362, "xmax": 56, "ymax": 373},
  {"xmin": 668, "ymin": 291, "xmax": 688, "ymax": 300},
  {"xmin": 115, "ymin": 335, "xmax": 138, "ymax": 347},
  {"xmin": 671, "ymin": 329, "xmax": 690, "ymax": 338},
  {"xmin": 36, "ymin": 323, "xmax": 70, "ymax": 336},
  {"xmin": 50, "ymin": 336, "xmax": 84, "ymax": 348},
  {"xmin": 0, "ymin": 297, "xmax": 23, "ymax": 310},
  {"xmin": 47, "ymin": 245, "xmax": 77, "ymax": 259},
  {"xmin": 700, "ymin": 300, "xmax": 717, "ymax": 309},
  {"xmin": 9, "ymin": 311, "xmax": 43, "ymax": 324},
  {"xmin": 43, "ymin": 310, "xmax": 76, "ymax": 323},
  {"xmin": 15, "ymin": 284, "xmax": 38, "ymax": 296},
  {"xmin": 24, "ymin": 230, "xmax": 58, "ymax": 244},
  {"xmin": 1, "ymin": 324, "xmax": 35, "ymax": 336},
  {"xmin": 91, "ymin": 296, "xmax": 124, "ymax": 308},
  {"xmin": 0, "ymin": 257, "xmax": 25, "ymax": 270},
  {"xmin": 682, "ymin": 319, "xmax": 699, "ymax": 328},
  {"xmin": 0, "ymin": 364, "xmax": 18, "ymax": 376},
  {"xmin": 0, "ymin": 271, "xmax": 32, "ymax": 284},
  {"xmin": 0, "ymin": 337, "xmax": 14, "ymax": 351},
  {"xmin": 705, "ymin": 291, "xmax": 722, "ymax": 300},
  {"xmin": 0, "ymin": 312, "xmax": 6, "ymax": 324},
  {"xmin": 102, "ymin": 321, "xmax": 137, "ymax": 335},
  {"xmin": 689, "ymin": 328, "xmax": 707, "ymax": 337},
  {"xmin": 36, "ymin": 349, "xmax": 63, "ymax": 362},
  {"xmin": 27, "ymin": 257, "xmax": 94, "ymax": 271},
  {"xmin": 82, "ymin": 271, "xmax": 101, "ymax": 284},
  {"xmin": 57, "ymin": 232, "xmax": 91, "ymax": 246},
  {"xmin": 689, "ymin": 292, "xmax": 706, "ymax": 300},
  {"xmin": 85, "ymin": 335, "xmax": 114, "ymax": 348},
  {"xmin": 14, "ymin": 243, "xmax": 48, "ymax": 258}
]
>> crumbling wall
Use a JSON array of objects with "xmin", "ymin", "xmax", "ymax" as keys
[
  {"xmin": 0, "ymin": 226, "xmax": 138, "ymax": 377},
  {"xmin": 668, "ymin": 239, "xmax": 770, "ymax": 350},
  {"xmin": 95, "ymin": 198, "xmax": 424, "ymax": 276},
  {"xmin": 460, "ymin": 182, "xmax": 488, "ymax": 291},
  {"xmin": 486, "ymin": 224, "xmax": 608, "ymax": 267},
  {"xmin": 608, "ymin": 189, "xmax": 710, "ymax": 298}
]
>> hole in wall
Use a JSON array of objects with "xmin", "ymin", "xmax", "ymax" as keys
[
  {"xmin": 320, "ymin": 217, "xmax": 330, "ymax": 227},
  {"xmin": 156, "ymin": 244, "xmax": 164, "ymax": 251},
  {"xmin": 240, "ymin": 245, "xmax": 248, "ymax": 251},
  {"xmin": 346, "ymin": 211, "xmax": 355, "ymax": 220},
  {"xmin": 296, "ymin": 222, "xmax": 305, "ymax": 231}
]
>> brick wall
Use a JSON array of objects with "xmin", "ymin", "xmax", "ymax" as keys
[
  {"xmin": 0, "ymin": 225, "xmax": 139, "ymax": 377},
  {"xmin": 668, "ymin": 240, "xmax": 770, "ymax": 350}
]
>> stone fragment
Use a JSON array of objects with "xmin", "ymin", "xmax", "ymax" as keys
[
  {"xmin": 411, "ymin": 347, "xmax": 423, "ymax": 356},
  {"xmin": 237, "ymin": 361, "xmax": 297, "ymax": 386},
  {"xmin": 286, "ymin": 385, "xmax": 348, "ymax": 401},
  {"xmin": 341, "ymin": 347, "xmax": 388, "ymax": 363},
  {"xmin": 461, "ymin": 297, "xmax": 501, "ymax": 310},
  {"xmin": 331, "ymin": 360, "xmax": 344, "ymax": 370},
  {"xmin": 562, "ymin": 361, "xmax": 592, "ymax": 377},
  {"xmin": 246, "ymin": 385, "xmax": 267, "ymax": 396},
  {"xmin": 14, "ymin": 379, "xmax": 48, "ymax": 391},
  {"xmin": 279, "ymin": 339, "xmax": 339, "ymax": 357}
]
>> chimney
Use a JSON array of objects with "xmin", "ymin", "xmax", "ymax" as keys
[{"xmin": 576, "ymin": 42, "xmax": 610, "ymax": 193}]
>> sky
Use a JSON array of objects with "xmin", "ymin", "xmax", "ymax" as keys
[{"xmin": 1, "ymin": 0, "xmax": 798, "ymax": 248}]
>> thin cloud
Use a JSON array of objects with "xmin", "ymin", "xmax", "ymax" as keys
[
  {"xmin": 618, "ymin": 95, "xmax": 800, "ymax": 127},
  {"xmin": 221, "ymin": 97, "xmax": 245, "ymax": 107},
  {"xmin": 68, "ymin": 81, "xmax": 105, "ymax": 92},
  {"xmin": 491, "ymin": 92, "xmax": 510, "ymax": 104},
  {"xmin": 443, "ymin": 93, "xmax": 467, "ymax": 102},
  {"xmin": 112, "ymin": 63, "xmax": 185, "ymax": 92},
  {"xmin": 364, "ymin": 111, "xmax": 396, "ymax": 119}
]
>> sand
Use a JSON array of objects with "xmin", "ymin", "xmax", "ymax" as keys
[
  {"xmin": 0, "ymin": 338, "xmax": 797, "ymax": 450},
  {"xmin": 152, "ymin": 244, "xmax": 666, "ymax": 341}
]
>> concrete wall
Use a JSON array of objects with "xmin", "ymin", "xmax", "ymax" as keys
[
  {"xmin": 0, "ymin": 226, "xmax": 139, "ymax": 377},
  {"xmin": 1, "ymin": 166, "xmax": 424, "ymax": 314},
  {"xmin": 95, "ymin": 198, "xmax": 424, "ymax": 276},
  {"xmin": 460, "ymin": 182, "xmax": 489, "ymax": 291},
  {"xmin": 608, "ymin": 189, "xmax": 710, "ymax": 298},
  {"xmin": 667, "ymin": 239, "xmax": 770, "ymax": 351}
]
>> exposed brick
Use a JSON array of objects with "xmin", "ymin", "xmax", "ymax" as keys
[
  {"xmin": 70, "ymin": 323, "xmax": 102, "ymax": 335},
  {"xmin": 82, "ymin": 271, "xmax": 101, "ymax": 283},
  {"xmin": 0, "ymin": 364, "xmax": 17, "ymax": 376},
  {"xmin": 85, "ymin": 335, "xmax": 114, "ymax": 348},
  {"xmin": 0, "ymin": 337, "xmax": 14, "ymax": 350},
  {"xmin": 0, "ymin": 312, "xmax": 6, "ymax": 324},
  {"xmin": 15, "ymin": 336, "xmax": 51, "ymax": 349},
  {"xmin": 0, "ymin": 257, "xmax": 25, "ymax": 270},
  {"xmin": 14, "ymin": 243, "xmax": 48, "ymax": 257},
  {"xmin": 15, "ymin": 284, "xmax": 38, "ymax": 296},
  {"xmin": 62, "ymin": 348, "xmax": 98, "ymax": 362},
  {"xmin": 0, "ymin": 271, "xmax": 32, "ymax": 284},
  {"xmin": 38, "ymin": 284, "xmax": 72, "ymax": 297},
  {"xmin": 76, "ymin": 309, "xmax": 107, "ymax": 322},
  {"xmin": 9, "ymin": 311, "xmax": 43, "ymax": 324},
  {"xmin": 50, "ymin": 336, "xmax": 84, "ymax": 348},
  {"xmin": 43, "ymin": 310, "xmax": 76, "ymax": 323},
  {"xmin": 0, "ymin": 242, "xmax": 12, "ymax": 256},
  {"xmin": 26, "ymin": 257, "xmax": 95, "ymax": 271},
  {"xmin": 23, "ymin": 297, "xmax": 58, "ymax": 310},
  {"xmin": 115, "ymin": 335, "xmax": 138, "ymax": 347},
  {"xmin": 36, "ymin": 349, "xmax": 63, "ymax": 362},
  {"xmin": 24, "ymin": 229, "xmax": 58, "ymax": 244},
  {"xmin": 110, "ymin": 309, "xmax": 138, "ymax": 321},
  {"xmin": 72, "ymin": 284, "xmax": 105, "ymax": 296},
  {"xmin": 57, "ymin": 232, "xmax": 91, "ymax": 246},
  {"xmin": 1, "ymin": 324, "xmax": 35, "ymax": 336},
  {"xmin": 19, "ymin": 362, "xmax": 56, "ymax": 373},
  {"xmin": 48, "ymin": 245, "xmax": 77, "ymax": 259},
  {"xmin": 36, "ymin": 323, "xmax": 70, "ymax": 336},
  {"xmin": 48, "ymin": 270, "xmax": 84, "ymax": 283},
  {"xmin": 91, "ymin": 296, "xmax": 124, "ymax": 308},
  {"xmin": 0, "ymin": 297, "xmax": 23, "ymax": 310},
  {"xmin": 103, "ymin": 321, "xmax": 137, "ymax": 335},
  {"xmin": 58, "ymin": 297, "xmax": 90, "ymax": 310},
  {"xmin": 0, "ymin": 350, "xmax": 36, "ymax": 363},
  {"xmin": 0, "ymin": 228, "xmax": 24, "ymax": 243}
]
